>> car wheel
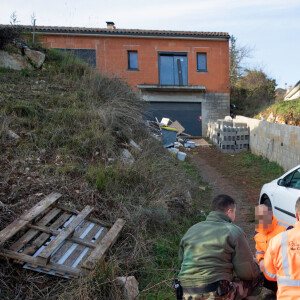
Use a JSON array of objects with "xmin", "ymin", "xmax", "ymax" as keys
[{"xmin": 262, "ymin": 197, "xmax": 271, "ymax": 208}]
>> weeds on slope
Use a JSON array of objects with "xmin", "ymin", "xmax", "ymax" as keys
[{"xmin": 0, "ymin": 50, "xmax": 210, "ymax": 299}]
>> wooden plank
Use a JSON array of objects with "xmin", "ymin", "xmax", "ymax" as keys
[
  {"xmin": 22, "ymin": 212, "xmax": 72, "ymax": 256},
  {"xmin": 37, "ymin": 206, "xmax": 93, "ymax": 265},
  {"xmin": 81, "ymin": 218, "xmax": 125, "ymax": 270},
  {"xmin": 170, "ymin": 120, "xmax": 185, "ymax": 135},
  {"xmin": 73, "ymin": 226, "xmax": 108, "ymax": 269},
  {"xmin": 63, "ymin": 224, "xmax": 105, "ymax": 268},
  {"xmin": 55, "ymin": 204, "xmax": 112, "ymax": 227},
  {"xmin": 0, "ymin": 249, "xmax": 80, "ymax": 277},
  {"xmin": 10, "ymin": 208, "xmax": 61, "ymax": 252},
  {"xmin": 27, "ymin": 224, "xmax": 96, "ymax": 249},
  {"xmin": 0, "ymin": 192, "xmax": 61, "ymax": 246},
  {"xmin": 49, "ymin": 220, "xmax": 94, "ymax": 264}
]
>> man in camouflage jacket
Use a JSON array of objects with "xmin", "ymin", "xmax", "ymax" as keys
[{"xmin": 178, "ymin": 194, "xmax": 263, "ymax": 300}]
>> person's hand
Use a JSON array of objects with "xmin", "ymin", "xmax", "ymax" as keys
[{"xmin": 259, "ymin": 259, "xmax": 264, "ymax": 272}]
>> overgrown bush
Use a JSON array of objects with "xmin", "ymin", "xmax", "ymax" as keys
[
  {"xmin": 0, "ymin": 26, "xmax": 24, "ymax": 50},
  {"xmin": 231, "ymin": 69, "xmax": 276, "ymax": 117}
]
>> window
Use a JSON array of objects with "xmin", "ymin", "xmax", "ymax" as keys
[
  {"xmin": 197, "ymin": 53, "xmax": 207, "ymax": 72},
  {"xmin": 159, "ymin": 53, "xmax": 187, "ymax": 85},
  {"xmin": 128, "ymin": 51, "xmax": 138, "ymax": 70},
  {"xmin": 286, "ymin": 168, "xmax": 300, "ymax": 189},
  {"xmin": 58, "ymin": 49, "xmax": 97, "ymax": 68}
]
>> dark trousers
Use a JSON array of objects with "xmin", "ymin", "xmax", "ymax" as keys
[{"xmin": 263, "ymin": 275, "xmax": 277, "ymax": 293}]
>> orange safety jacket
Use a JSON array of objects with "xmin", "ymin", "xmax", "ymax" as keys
[
  {"xmin": 254, "ymin": 215, "xmax": 293, "ymax": 263},
  {"xmin": 264, "ymin": 221, "xmax": 300, "ymax": 300}
]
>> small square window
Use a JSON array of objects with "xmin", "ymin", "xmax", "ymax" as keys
[
  {"xmin": 197, "ymin": 53, "xmax": 207, "ymax": 72},
  {"xmin": 128, "ymin": 51, "xmax": 138, "ymax": 70}
]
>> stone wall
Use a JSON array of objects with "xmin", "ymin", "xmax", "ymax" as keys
[{"xmin": 235, "ymin": 116, "xmax": 300, "ymax": 171}]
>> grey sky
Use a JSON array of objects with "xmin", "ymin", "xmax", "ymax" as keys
[{"xmin": 1, "ymin": 0, "xmax": 299, "ymax": 88}]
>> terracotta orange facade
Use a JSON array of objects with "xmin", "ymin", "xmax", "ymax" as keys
[
  {"xmin": 33, "ymin": 25, "xmax": 230, "ymax": 136},
  {"xmin": 42, "ymin": 33, "xmax": 229, "ymax": 93}
]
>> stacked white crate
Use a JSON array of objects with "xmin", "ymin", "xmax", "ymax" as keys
[
  {"xmin": 234, "ymin": 122, "xmax": 249, "ymax": 153},
  {"xmin": 207, "ymin": 120, "xmax": 249, "ymax": 153},
  {"xmin": 207, "ymin": 122, "xmax": 220, "ymax": 146}
]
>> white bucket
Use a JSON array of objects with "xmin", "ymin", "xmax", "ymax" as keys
[
  {"xmin": 168, "ymin": 148, "xmax": 179, "ymax": 157},
  {"xmin": 177, "ymin": 151, "xmax": 187, "ymax": 161}
]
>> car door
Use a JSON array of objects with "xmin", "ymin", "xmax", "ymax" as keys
[{"xmin": 272, "ymin": 167, "xmax": 300, "ymax": 225}]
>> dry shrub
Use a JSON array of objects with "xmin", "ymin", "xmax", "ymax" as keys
[
  {"xmin": 0, "ymin": 26, "xmax": 23, "ymax": 50},
  {"xmin": 0, "ymin": 49, "xmax": 208, "ymax": 299}
]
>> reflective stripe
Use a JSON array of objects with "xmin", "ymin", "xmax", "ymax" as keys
[
  {"xmin": 277, "ymin": 276, "xmax": 300, "ymax": 287},
  {"xmin": 281, "ymin": 231, "xmax": 289, "ymax": 277},
  {"xmin": 277, "ymin": 221, "xmax": 290, "ymax": 228},
  {"xmin": 264, "ymin": 266, "xmax": 276, "ymax": 279},
  {"xmin": 256, "ymin": 251, "xmax": 264, "ymax": 255}
]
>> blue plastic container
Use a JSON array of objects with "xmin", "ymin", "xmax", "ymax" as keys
[{"xmin": 161, "ymin": 127, "xmax": 178, "ymax": 146}]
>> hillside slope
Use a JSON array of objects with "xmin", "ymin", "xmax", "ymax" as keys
[
  {"xmin": 255, "ymin": 98, "xmax": 300, "ymax": 126},
  {"xmin": 0, "ymin": 49, "xmax": 209, "ymax": 299}
]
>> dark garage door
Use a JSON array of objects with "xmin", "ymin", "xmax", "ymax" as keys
[{"xmin": 146, "ymin": 102, "xmax": 202, "ymax": 136}]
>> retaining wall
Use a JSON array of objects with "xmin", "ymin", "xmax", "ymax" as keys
[{"xmin": 235, "ymin": 116, "xmax": 300, "ymax": 171}]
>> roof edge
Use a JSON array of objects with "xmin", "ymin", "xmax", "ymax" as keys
[{"xmin": 0, "ymin": 24, "xmax": 230, "ymax": 40}]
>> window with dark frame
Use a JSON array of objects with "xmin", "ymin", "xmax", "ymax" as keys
[
  {"xmin": 197, "ymin": 53, "xmax": 207, "ymax": 72},
  {"xmin": 128, "ymin": 51, "xmax": 138, "ymax": 70},
  {"xmin": 159, "ymin": 53, "xmax": 188, "ymax": 85}
]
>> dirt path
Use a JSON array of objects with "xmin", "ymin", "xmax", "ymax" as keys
[{"xmin": 190, "ymin": 146, "xmax": 260, "ymax": 252}]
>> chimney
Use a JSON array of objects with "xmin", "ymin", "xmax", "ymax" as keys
[{"xmin": 106, "ymin": 21, "xmax": 116, "ymax": 30}]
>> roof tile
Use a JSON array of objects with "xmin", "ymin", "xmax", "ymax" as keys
[{"xmin": 0, "ymin": 25, "xmax": 229, "ymax": 39}]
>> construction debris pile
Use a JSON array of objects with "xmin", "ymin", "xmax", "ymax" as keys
[
  {"xmin": 207, "ymin": 119, "xmax": 249, "ymax": 154},
  {"xmin": 147, "ymin": 117, "xmax": 208, "ymax": 161}
]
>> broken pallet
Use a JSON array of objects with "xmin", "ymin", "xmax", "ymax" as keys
[{"xmin": 0, "ymin": 192, "xmax": 125, "ymax": 278}]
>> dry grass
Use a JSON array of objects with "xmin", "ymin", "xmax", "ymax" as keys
[{"xmin": 0, "ymin": 49, "xmax": 209, "ymax": 299}]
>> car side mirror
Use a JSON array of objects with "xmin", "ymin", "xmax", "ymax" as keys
[{"xmin": 278, "ymin": 179, "xmax": 288, "ymax": 187}]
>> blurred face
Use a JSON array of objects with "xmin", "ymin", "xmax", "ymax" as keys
[
  {"xmin": 255, "ymin": 205, "xmax": 273, "ymax": 230},
  {"xmin": 226, "ymin": 205, "xmax": 236, "ymax": 222}
]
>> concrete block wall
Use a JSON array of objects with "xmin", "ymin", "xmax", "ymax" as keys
[
  {"xmin": 235, "ymin": 116, "xmax": 300, "ymax": 171},
  {"xmin": 202, "ymin": 92, "xmax": 230, "ymax": 135}
]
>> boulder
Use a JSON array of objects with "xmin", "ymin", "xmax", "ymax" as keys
[
  {"xmin": 0, "ymin": 50, "xmax": 33, "ymax": 70},
  {"xmin": 24, "ymin": 48, "xmax": 45, "ymax": 69},
  {"xmin": 116, "ymin": 276, "xmax": 139, "ymax": 300}
]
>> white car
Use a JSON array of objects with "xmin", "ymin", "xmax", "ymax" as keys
[{"xmin": 259, "ymin": 165, "xmax": 300, "ymax": 225}]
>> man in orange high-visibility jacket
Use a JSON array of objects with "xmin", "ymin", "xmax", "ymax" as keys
[
  {"xmin": 264, "ymin": 197, "xmax": 300, "ymax": 300},
  {"xmin": 254, "ymin": 204, "xmax": 293, "ymax": 299}
]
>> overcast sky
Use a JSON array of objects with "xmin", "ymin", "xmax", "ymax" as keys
[{"xmin": 1, "ymin": 0, "xmax": 299, "ymax": 89}]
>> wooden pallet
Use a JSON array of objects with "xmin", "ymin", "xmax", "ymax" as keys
[{"xmin": 0, "ymin": 192, "xmax": 125, "ymax": 278}]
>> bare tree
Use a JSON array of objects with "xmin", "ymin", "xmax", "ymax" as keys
[
  {"xmin": 31, "ymin": 12, "xmax": 36, "ymax": 26},
  {"xmin": 31, "ymin": 12, "xmax": 36, "ymax": 43},
  {"xmin": 229, "ymin": 36, "xmax": 252, "ymax": 85},
  {"xmin": 9, "ymin": 11, "xmax": 19, "ymax": 25}
]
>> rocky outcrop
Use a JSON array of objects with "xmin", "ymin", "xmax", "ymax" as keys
[
  {"xmin": 24, "ymin": 48, "xmax": 45, "ymax": 68},
  {"xmin": 0, "ymin": 50, "xmax": 33, "ymax": 70},
  {"xmin": 0, "ymin": 47, "xmax": 46, "ymax": 70}
]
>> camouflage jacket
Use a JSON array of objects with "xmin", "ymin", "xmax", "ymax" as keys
[{"xmin": 178, "ymin": 211, "xmax": 260, "ymax": 287}]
